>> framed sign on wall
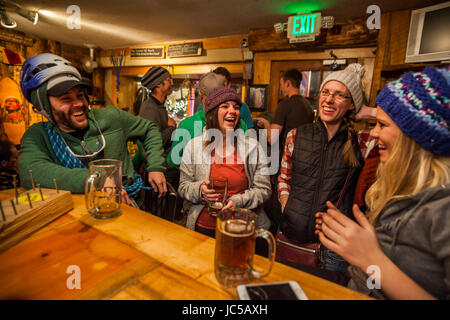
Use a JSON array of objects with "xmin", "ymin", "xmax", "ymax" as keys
[
  {"xmin": 246, "ymin": 85, "xmax": 268, "ymax": 112},
  {"xmin": 130, "ymin": 46, "xmax": 165, "ymax": 59}
]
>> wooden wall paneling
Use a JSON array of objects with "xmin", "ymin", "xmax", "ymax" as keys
[
  {"xmin": 253, "ymin": 57, "xmax": 271, "ymax": 84},
  {"xmin": 172, "ymin": 62, "xmax": 245, "ymax": 76},
  {"xmin": 359, "ymin": 57, "xmax": 376, "ymax": 104},
  {"xmin": 111, "ymin": 74, "xmax": 118, "ymax": 107},
  {"xmin": 118, "ymin": 62, "xmax": 246, "ymax": 78},
  {"xmin": 388, "ymin": 10, "xmax": 411, "ymax": 66},
  {"xmin": 202, "ymin": 35, "xmax": 246, "ymax": 50},
  {"xmin": 249, "ymin": 17, "xmax": 378, "ymax": 52},
  {"xmin": 254, "ymin": 47, "xmax": 376, "ymax": 89},
  {"xmin": 369, "ymin": 12, "xmax": 392, "ymax": 108},
  {"xmin": 104, "ymin": 69, "xmax": 113, "ymax": 107},
  {"xmin": 119, "ymin": 66, "xmax": 152, "ymax": 77},
  {"xmin": 92, "ymin": 68, "xmax": 105, "ymax": 106},
  {"xmin": 117, "ymin": 76, "xmax": 137, "ymax": 111},
  {"xmin": 109, "ymin": 74, "xmax": 137, "ymax": 110},
  {"xmin": 25, "ymin": 36, "xmax": 46, "ymax": 59},
  {"xmin": 46, "ymin": 40, "xmax": 61, "ymax": 56},
  {"xmin": 98, "ymin": 34, "xmax": 248, "ymax": 59}
]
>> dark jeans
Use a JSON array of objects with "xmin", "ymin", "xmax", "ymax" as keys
[{"xmin": 320, "ymin": 247, "xmax": 349, "ymax": 272}]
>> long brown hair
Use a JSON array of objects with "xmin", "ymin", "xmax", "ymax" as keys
[{"xmin": 341, "ymin": 108, "xmax": 361, "ymax": 168}]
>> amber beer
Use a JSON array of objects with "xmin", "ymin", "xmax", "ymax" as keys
[
  {"xmin": 208, "ymin": 201, "xmax": 223, "ymax": 216},
  {"xmin": 214, "ymin": 209, "xmax": 276, "ymax": 287},
  {"xmin": 85, "ymin": 159, "xmax": 123, "ymax": 219},
  {"xmin": 215, "ymin": 219, "xmax": 256, "ymax": 287},
  {"xmin": 88, "ymin": 192, "xmax": 121, "ymax": 219}
]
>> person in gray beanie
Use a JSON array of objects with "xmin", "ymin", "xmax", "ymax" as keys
[{"xmin": 277, "ymin": 63, "xmax": 368, "ymax": 273}]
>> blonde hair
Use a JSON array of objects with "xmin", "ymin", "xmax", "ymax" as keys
[{"xmin": 365, "ymin": 131, "xmax": 450, "ymax": 223}]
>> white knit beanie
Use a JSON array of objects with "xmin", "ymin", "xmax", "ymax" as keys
[{"xmin": 320, "ymin": 63, "xmax": 365, "ymax": 112}]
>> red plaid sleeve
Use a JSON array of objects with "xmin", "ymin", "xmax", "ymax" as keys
[
  {"xmin": 357, "ymin": 129, "xmax": 378, "ymax": 159},
  {"xmin": 278, "ymin": 128, "xmax": 296, "ymax": 200}
]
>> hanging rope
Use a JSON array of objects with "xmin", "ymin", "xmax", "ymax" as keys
[
  {"xmin": 124, "ymin": 172, "xmax": 153, "ymax": 198},
  {"xmin": 110, "ymin": 51, "xmax": 124, "ymax": 104}
]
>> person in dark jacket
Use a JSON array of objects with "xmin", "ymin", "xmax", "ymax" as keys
[
  {"xmin": 316, "ymin": 65, "xmax": 450, "ymax": 299},
  {"xmin": 138, "ymin": 66, "xmax": 176, "ymax": 157},
  {"xmin": 278, "ymin": 64, "xmax": 366, "ymax": 272},
  {"xmin": 138, "ymin": 66, "xmax": 179, "ymax": 187}
]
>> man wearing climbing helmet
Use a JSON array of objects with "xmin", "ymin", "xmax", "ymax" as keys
[{"xmin": 18, "ymin": 53, "xmax": 167, "ymax": 205}]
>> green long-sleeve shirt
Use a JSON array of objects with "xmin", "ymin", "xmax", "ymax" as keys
[{"xmin": 18, "ymin": 106, "xmax": 165, "ymax": 193}]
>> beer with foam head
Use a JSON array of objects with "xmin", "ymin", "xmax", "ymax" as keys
[{"xmin": 214, "ymin": 208, "xmax": 276, "ymax": 287}]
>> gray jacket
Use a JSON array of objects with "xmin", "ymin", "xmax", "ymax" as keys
[
  {"xmin": 347, "ymin": 183, "xmax": 450, "ymax": 299},
  {"xmin": 178, "ymin": 132, "xmax": 272, "ymax": 230}
]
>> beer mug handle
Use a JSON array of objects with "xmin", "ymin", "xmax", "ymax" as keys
[
  {"xmin": 251, "ymin": 229, "xmax": 276, "ymax": 279},
  {"xmin": 85, "ymin": 172, "xmax": 99, "ymax": 212}
]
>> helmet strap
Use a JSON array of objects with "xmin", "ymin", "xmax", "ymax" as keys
[{"xmin": 31, "ymin": 85, "xmax": 55, "ymax": 125}]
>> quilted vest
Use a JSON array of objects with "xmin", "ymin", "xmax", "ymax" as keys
[{"xmin": 281, "ymin": 120, "xmax": 363, "ymax": 243}]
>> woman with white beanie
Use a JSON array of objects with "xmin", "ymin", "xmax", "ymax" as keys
[{"xmin": 277, "ymin": 63, "xmax": 367, "ymax": 273}]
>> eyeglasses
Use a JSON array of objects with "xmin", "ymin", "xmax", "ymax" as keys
[{"xmin": 320, "ymin": 89, "xmax": 351, "ymax": 101}]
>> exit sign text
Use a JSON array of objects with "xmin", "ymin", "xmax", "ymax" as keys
[{"xmin": 288, "ymin": 12, "xmax": 322, "ymax": 43}]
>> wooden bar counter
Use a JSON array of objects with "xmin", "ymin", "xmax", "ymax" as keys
[{"xmin": 0, "ymin": 191, "xmax": 371, "ymax": 300}]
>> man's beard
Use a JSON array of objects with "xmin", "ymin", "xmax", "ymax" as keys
[{"xmin": 54, "ymin": 105, "xmax": 89, "ymax": 132}]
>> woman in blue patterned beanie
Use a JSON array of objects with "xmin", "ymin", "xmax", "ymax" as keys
[{"xmin": 315, "ymin": 65, "xmax": 450, "ymax": 299}]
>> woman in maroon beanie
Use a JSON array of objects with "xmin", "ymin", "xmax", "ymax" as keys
[{"xmin": 178, "ymin": 87, "xmax": 272, "ymax": 237}]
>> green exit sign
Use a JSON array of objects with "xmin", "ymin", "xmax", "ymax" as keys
[{"xmin": 287, "ymin": 13, "xmax": 322, "ymax": 43}]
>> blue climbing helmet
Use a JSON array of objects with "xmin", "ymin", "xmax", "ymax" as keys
[
  {"xmin": 20, "ymin": 53, "xmax": 89, "ymax": 123},
  {"xmin": 20, "ymin": 53, "xmax": 81, "ymax": 102}
]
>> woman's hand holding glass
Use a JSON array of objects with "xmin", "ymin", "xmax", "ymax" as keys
[
  {"xmin": 201, "ymin": 178, "xmax": 229, "ymax": 216},
  {"xmin": 201, "ymin": 179, "xmax": 220, "ymax": 203}
]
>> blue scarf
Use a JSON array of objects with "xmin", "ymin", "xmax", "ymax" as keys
[{"xmin": 44, "ymin": 122, "xmax": 86, "ymax": 169}]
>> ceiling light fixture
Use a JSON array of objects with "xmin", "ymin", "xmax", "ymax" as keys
[
  {"xmin": 16, "ymin": 7, "xmax": 38, "ymax": 24},
  {"xmin": 0, "ymin": 7, "xmax": 16, "ymax": 28}
]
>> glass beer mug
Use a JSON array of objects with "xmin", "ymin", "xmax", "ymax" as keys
[
  {"xmin": 214, "ymin": 208, "xmax": 276, "ymax": 287},
  {"xmin": 85, "ymin": 159, "xmax": 122, "ymax": 219}
]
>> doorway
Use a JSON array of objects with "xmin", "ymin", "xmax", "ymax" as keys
[{"xmin": 268, "ymin": 59, "xmax": 357, "ymax": 114}]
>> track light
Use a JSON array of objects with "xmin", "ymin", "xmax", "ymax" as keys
[
  {"xmin": 0, "ymin": 7, "xmax": 16, "ymax": 28},
  {"xmin": 16, "ymin": 7, "xmax": 38, "ymax": 24}
]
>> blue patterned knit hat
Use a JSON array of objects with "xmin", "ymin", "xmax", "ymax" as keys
[{"xmin": 375, "ymin": 65, "xmax": 450, "ymax": 156}]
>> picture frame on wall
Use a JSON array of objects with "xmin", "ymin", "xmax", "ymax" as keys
[{"xmin": 246, "ymin": 85, "xmax": 268, "ymax": 112}]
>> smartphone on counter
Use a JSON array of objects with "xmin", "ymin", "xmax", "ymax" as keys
[{"xmin": 237, "ymin": 281, "xmax": 308, "ymax": 300}]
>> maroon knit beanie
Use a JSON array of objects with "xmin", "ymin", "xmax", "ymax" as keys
[{"xmin": 204, "ymin": 87, "xmax": 242, "ymax": 114}]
